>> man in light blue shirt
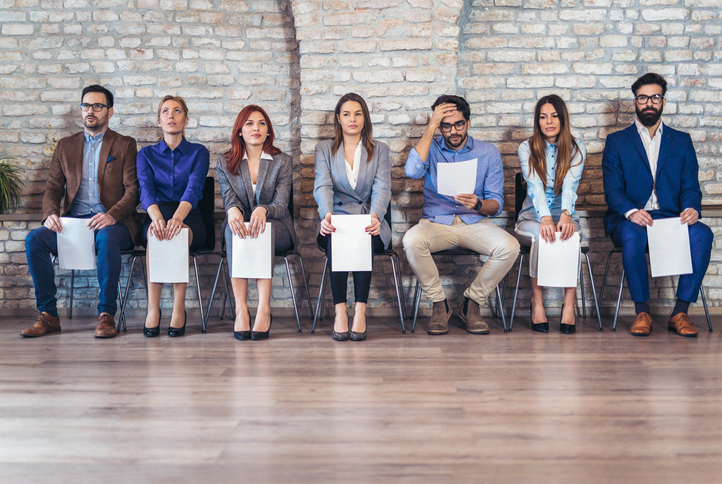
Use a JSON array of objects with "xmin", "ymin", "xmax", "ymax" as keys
[{"xmin": 403, "ymin": 95, "xmax": 519, "ymax": 335}]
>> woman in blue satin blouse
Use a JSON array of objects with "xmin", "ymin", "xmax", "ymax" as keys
[
  {"xmin": 515, "ymin": 94, "xmax": 586, "ymax": 335},
  {"xmin": 136, "ymin": 95, "xmax": 210, "ymax": 338}
]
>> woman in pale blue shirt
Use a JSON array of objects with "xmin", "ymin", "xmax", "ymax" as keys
[{"xmin": 515, "ymin": 94, "xmax": 586, "ymax": 334}]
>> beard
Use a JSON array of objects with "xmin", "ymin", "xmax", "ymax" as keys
[
  {"xmin": 443, "ymin": 132, "xmax": 467, "ymax": 150},
  {"xmin": 636, "ymin": 105, "xmax": 663, "ymax": 127}
]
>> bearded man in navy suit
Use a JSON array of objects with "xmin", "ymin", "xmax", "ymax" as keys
[{"xmin": 602, "ymin": 73, "xmax": 713, "ymax": 337}]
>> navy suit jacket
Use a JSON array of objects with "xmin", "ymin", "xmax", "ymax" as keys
[{"xmin": 602, "ymin": 123, "xmax": 702, "ymax": 236}]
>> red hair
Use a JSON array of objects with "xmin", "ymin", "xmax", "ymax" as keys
[{"xmin": 223, "ymin": 105, "xmax": 281, "ymax": 176}]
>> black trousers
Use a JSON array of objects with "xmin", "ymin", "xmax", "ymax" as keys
[{"xmin": 317, "ymin": 233, "xmax": 385, "ymax": 305}]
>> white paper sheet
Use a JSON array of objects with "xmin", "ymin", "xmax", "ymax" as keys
[
  {"xmin": 148, "ymin": 228, "xmax": 189, "ymax": 283},
  {"xmin": 57, "ymin": 217, "xmax": 96, "ymax": 270},
  {"xmin": 537, "ymin": 232, "xmax": 580, "ymax": 288},
  {"xmin": 647, "ymin": 217, "xmax": 693, "ymax": 277},
  {"xmin": 437, "ymin": 158, "xmax": 477, "ymax": 196},
  {"xmin": 232, "ymin": 222, "xmax": 273, "ymax": 279},
  {"xmin": 331, "ymin": 214, "xmax": 372, "ymax": 272}
]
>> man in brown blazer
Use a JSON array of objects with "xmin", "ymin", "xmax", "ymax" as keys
[{"xmin": 22, "ymin": 85, "xmax": 140, "ymax": 338}]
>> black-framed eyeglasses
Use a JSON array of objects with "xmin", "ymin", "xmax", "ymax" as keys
[
  {"xmin": 439, "ymin": 120, "xmax": 467, "ymax": 132},
  {"xmin": 634, "ymin": 94, "xmax": 664, "ymax": 105},
  {"xmin": 79, "ymin": 103, "xmax": 110, "ymax": 112}
]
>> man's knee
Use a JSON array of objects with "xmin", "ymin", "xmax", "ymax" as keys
[
  {"xmin": 690, "ymin": 222, "xmax": 713, "ymax": 248},
  {"xmin": 492, "ymin": 231, "xmax": 520, "ymax": 260},
  {"xmin": 402, "ymin": 224, "xmax": 431, "ymax": 253},
  {"xmin": 25, "ymin": 226, "xmax": 51, "ymax": 252},
  {"xmin": 618, "ymin": 221, "xmax": 647, "ymax": 249}
]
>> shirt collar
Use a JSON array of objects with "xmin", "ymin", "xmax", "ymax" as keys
[
  {"xmin": 635, "ymin": 118, "xmax": 663, "ymax": 139},
  {"xmin": 437, "ymin": 134, "xmax": 474, "ymax": 154},
  {"xmin": 159, "ymin": 137, "xmax": 190, "ymax": 154},
  {"xmin": 544, "ymin": 139, "xmax": 557, "ymax": 150},
  {"xmin": 242, "ymin": 150, "xmax": 273, "ymax": 162},
  {"xmin": 84, "ymin": 129, "xmax": 106, "ymax": 143}
]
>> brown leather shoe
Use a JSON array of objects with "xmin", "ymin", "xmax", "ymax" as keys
[
  {"xmin": 95, "ymin": 312, "xmax": 117, "ymax": 339},
  {"xmin": 21, "ymin": 312, "xmax": 61, "ymax": 337},
  {"xmin": 668, "ymin": 313, "xmax": 698, "ymax": 338},
  {"xmin": 458, "ymin": 297, "xmax": 490, "ymax": 334},
  {"xmin": 428, "ymin": 299, "xmax": 452, "ymax": 335},
  {"xmin": 630, "ymin": 312, "xmax": 653, "ymax": 336}
]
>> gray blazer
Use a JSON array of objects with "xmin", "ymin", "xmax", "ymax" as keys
[
  {"xmin": 216, "ymin": 151, "xmax": 298, "ymax": 249},
  {"xmin": 313, "ymin": 139, "xmax": 392, "ymax": 248}
]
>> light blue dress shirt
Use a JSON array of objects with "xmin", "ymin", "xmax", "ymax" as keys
[
  {"xmin": 517, "ymin": 138, "xmax": 586, "ymax": 222},
  {"xmin": 69, "ymin": 130, "xmax": 107, "ymax": 217},
  {"xmin": 405, "ymin": 135, "xmax": 504, "ymax": 225}
]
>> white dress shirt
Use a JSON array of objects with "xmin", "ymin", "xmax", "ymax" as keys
[
  {"xmin": 625, "ymin": 119, "xmax": 662, "ymax": 219},
  {"xmin": 344, "ymin": 141, "xmax": 362, "ymax": 190}
]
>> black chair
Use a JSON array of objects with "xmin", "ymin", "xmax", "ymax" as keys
[
  {"xmin": 204, "ymin": 194, "xmax": 313, "ymax": 333},
  {"xmin": 312, "ymin": 203, "xmax": 407, "ymax": 334},
  {"xmin": 600, "ymin": 248, "xmax": 712, "ymax": 332},
  {"xmin": 508, "ymin": 172, "xmax": 602, "ymax": 331},
  {"xmin": 409, "ymin": 249, "xmax": 507, "ymax": 333}
]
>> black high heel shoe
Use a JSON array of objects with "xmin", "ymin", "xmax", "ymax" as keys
[
  {"xmin": 168, "ymin": 310, "xmax": 186, "ymax": 337},
  {"xmin": 234, "ymin": 310, "xmax": 252, "ymax": 341},
  {"xmin": 350, "ymin": 315, "xmax": 367, "ymax": 341},
  {"xmin": 332, "ymin": 315, "xmax": 350, "ymax": 341},
  {"xmin": 530, "ymin": 299, "xmax": 548, "ymax": 333},
  {"xmin": 251, "ymin": 314, "xmax": 273, "ymax": 341},
  {"xmin": 143, "ymin": 309, "xmax": 161, "ymax": 337},
  {"xmin": 560, "ymin": 303, "xmax": 576, "ymax": 334}
]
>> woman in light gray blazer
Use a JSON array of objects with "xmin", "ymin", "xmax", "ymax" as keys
[
  {"xmin": 217, "ymin": 105, "xmax": 297, "ymax": 341},
  {"xmin": 314, "ymin": 92, "xmax": 392, "ymax": 342}
]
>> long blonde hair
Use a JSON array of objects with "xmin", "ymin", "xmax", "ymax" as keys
[
  {"xmin": 528, "ymin": 95, "xmax": 580, "ymax": 195},
  {"xmin": 331, "ymin": 92, "xmax": 375, "ymax": 162}
]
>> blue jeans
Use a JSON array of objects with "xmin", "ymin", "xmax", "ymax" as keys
[
  {"xmin": 25, "ymin": 221, "xmax": 133, "ymax": 317},
  {"xmin": 610, "ymin": 211, "xmax": 713, "ymax": 303}
]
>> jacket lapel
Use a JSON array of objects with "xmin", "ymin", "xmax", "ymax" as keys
[
  {"xmin": 256, "ymin": 154, "xmax": 271, "ymax": 204},
  {"xmin": 626, "ymin": 125, "xmax": 652, "ymax": 175},
  {"xmin": 239, "ymin": 159, "xmax": 256, "ymax": 209},
  {"xmin": 355, "ymin": 144, "xmax": 371, "ymax": 198},
  {"xmin": 68, "ymin": 132, "xmax": 85, "ymax": 204},
  {"xmin": 334, "ymin": 142, "xmax": 358, "ymax": 199},
  {"xmin": 656, "ymin": 123, "xmax": 672, "ymax": 178}
]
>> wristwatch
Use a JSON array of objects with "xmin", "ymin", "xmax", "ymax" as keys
[
  {"xmin": 562, "ymin": 209, "xmax": 573, "ymax": 217},
  {"xmin": 474, "ymin": 198, "xmax": 483, "ymax": 212}
]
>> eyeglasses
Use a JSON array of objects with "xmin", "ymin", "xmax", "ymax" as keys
[
  {"xmin": 634, "ymin": 94, "xmax": 664, "ymax": 105},
  {"xmin": 439, "ymin": 120, "xmax": 467, "ymax": 132},
  {"xmin": 79, "ymin": 103, "xmax": 110, "ymax": 112}
]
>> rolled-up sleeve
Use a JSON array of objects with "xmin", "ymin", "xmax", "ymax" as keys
[
  {"xmin": 519, "ymin": 140, "xmax": 551, "ymax": 219},
  {"xmin": 180, "ymin": 145, "xmax": 210, "ymax": 209},
  {"xmin": 482, "ymin": 148, "xmax": 504, "ymax": 217},
  {"xmin": 405, "ymin": 148, "xmax": 428, "ymax": 179}
]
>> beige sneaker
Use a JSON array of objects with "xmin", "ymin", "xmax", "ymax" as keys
[
  {"xmin": 458, "ymin": 297, "xmax": 490, "ymax": 334},
  {"xmin": 428, "ymin": 300, "xmax": 452, "ymax": 335}
]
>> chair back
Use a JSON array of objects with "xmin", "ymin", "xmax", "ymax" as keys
[
  {"xmin": 197, "ymin": 176, "xmax": 216, "ymax": 251},
  {"xmin": 514, "ymin": 172, "xmax": 527, "ymax": 223}
]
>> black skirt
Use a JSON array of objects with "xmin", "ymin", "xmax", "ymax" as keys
[{"xmin": 140, "ymin": 201, "xmax": 207, "ymax": 251}]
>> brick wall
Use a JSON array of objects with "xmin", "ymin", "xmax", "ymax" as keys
[{"xmin": 1, "ymin": 0, "xmax": 721, "ymax": 317}]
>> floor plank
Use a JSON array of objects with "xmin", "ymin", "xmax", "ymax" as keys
[{"xmin": 1, "ymin": 313, "xmax": 721, "ymax": 483}]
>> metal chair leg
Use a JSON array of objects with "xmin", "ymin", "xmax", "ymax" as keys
[
  {"xmin": 583, "ymin": 252, "xmax": 603, "ymax": 331},
  {"xmin": 295, "ymin": 253, "xmax": 314, "ymax": 319},
  {"xmin": 204, "ymin": 257, "xmax": 226, "ymax": 333},
  {"xmin": 409, "ymin": 276, "xmax": 420, "ymax": 322},
  {"xmin": 579, "ymin": 258, "xmax": 586, "ymax": 318},
  {"xmin": 496, "ymin": 285, "xmax": 507, "ymax": 332},
  {"xmin": 193, "ymin": 255, "xmax": 205, "ymax": 327},
  {"xmin": 118, "ymin": 255, "xmax": 138, "ymax": 332},
  {"xmin": 69, "ymin": 270, "xmax": 75, "ymax": 319},
  {"xmin": 411, "ymin": 279, "xmax": 422, "ymax": 333},
  {"xmin": 312, "ymin": 257, "xmax": 329, "ymax": 333},
  {"xmin": 612, "ymin": 269, "xmax": 625, "ymax": 332},
  {"xmin": 284, "ymin": 256, "xmax": 302, "ymax": 333},
  {"xmin": 599, "ymin": 250, "xmax": 616, "ymax": 316},
  {"xmin": 223, "ymin": 258, "xmax": 234, "ymax": 319},
  {"xmin": 392, "ymin": 253, "xmax": 407, "ymax": 321},
  {"xmin": 700, "ymin": 283, "xmax": 712, "ymax": 332},
  {"xmin": 509, "ymin": 253, "xmax": 524, "ymax": 332},
  {"xmin": 389, "ymin": 253, "xmax": 406, "ymax": 334}
]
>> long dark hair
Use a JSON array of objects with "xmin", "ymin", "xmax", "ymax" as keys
[
  {"xmin": 331, "ymin": 92, "xmax": 375, "ymax": 162},
  {"xmin": 223, "ymin": 105, "xmax": 280, "ymax": 176},
  {"xmin": 528, "ymin": 95, "xmax": 580, "ymax": 195}
]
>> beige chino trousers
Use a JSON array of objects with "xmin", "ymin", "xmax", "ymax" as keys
[{"xmin": 403, "ymin": 216, "xmax": 520, "ymax": 305}]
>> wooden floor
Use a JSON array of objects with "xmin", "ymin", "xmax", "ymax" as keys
[{"xmin": 2, "ymin": 312, "xmax": 722, "ymax": 483}]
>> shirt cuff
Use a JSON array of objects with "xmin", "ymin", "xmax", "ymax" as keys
[{"xmin": 625, "ymin": 208, "xmax": 638, "ymax": 219}]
